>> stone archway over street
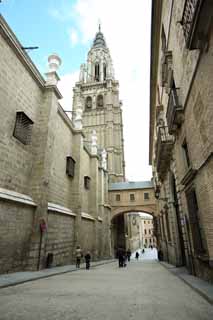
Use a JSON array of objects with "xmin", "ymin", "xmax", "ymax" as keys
[{"xmin": 109, "ymin": 181, "xmax": 156, "ymax": 252}]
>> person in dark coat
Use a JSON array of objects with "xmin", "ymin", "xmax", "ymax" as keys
[
  {"xmin": 117, "ymin": 247, "xmax": 125, "ymax": 267},
  {"xmin": 85, "ymin": 251, "xmax": 91, "ymax": 270},
  {"xmin": 135, "ymin": 251, "xmax": 139, "ymax": 260},
  {"xmin": 126, "ymin": 249, "xmax": 131, "ymax": 262}
]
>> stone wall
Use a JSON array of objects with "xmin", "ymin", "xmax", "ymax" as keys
[
  {"xmin": 0, "ymin": 200, "xmax": 35, "ymax": 273},
  {"xmin": 150, "ymin": 1, "xmax": 213, "ymax": 281},
  {"xmin": 45, "ymin": 211, "xmax": 75, "ymax": 266},
  {"xmin": 0, "ymin": 16, "xmax": 112, "ymax": 274},
  {"xmin": 80, "ymin": 218, "xmax": 95, "ymax": 256},
  {"xmin": 0, "ymin": 24, "xmax": 43, "ymax": 196},
  {"xmin": 48, "ymin": 112, "xmax": 75, "ymax": 208}
]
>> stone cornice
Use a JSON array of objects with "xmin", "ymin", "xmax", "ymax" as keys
[
  {"xmin": 45, "ymin": 84, "xmax": 63, "ymax": 99},
  {"xmin": 149, "ymin": 1, "xmax": 163, "ymax": 164},
  {"xmin": 0, "ymin": 187, "xmax": 37, "ymax": 207},
  {"xmin": 0, "ymin": 14, "xmax": 45, "ymax": 89},
  {"xmin": 81, "ymin": 212, "xmax": 95, "ymax": 221},
  {"xmin": 48, "ymin": 202, "xmax": 76, "ymax": 217},
  {"xmin": 57, "ymin": 104, "xmax": 76, "ymax": 132}
]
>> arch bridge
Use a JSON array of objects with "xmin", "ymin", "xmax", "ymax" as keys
[{"xmin": 108, "ymin": 181, "xmax": 156, "ymax": 253}]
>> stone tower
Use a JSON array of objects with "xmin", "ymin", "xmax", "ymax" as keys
[{"xmin": 72, "ymin": 26, "xmax": 125, "ymax": 183}]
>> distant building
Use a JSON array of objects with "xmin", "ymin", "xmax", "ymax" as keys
[
  {"xmin": 125, "ymin": 212, "xmax": 156, "ymax": 252},
  {"xmin": 140, "ymin": 214, "xmax": 156, "ymax": 248}
]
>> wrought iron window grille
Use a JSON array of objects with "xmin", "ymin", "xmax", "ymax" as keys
[{"xmin": 13, "ymin": 111, "xmax": 33, "ymax": 145}]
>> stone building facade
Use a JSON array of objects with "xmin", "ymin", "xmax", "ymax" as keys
[
  {"xmin": 0, "ymin": 15, "xmax": 112, "ymax": 273},
  {"xmin": 126, "ymin": 214, "xmax": 143, "ymax": 252},
  {"xmin": 108, "ymin": 181, "xmax": 156, "ymax": 253},
  {"xmin": 140, "ymin": 214, "xmax": 156, "ymax": 248},
  {"xmin": 72, "ymin": 26, "xmax": 125, "ymax": 183},
  {"xmin": 123, "ymin": 213, "xmax": 156, "ymax": 252},
  {"xmin": 149, "ymin": 0, "xmax": 213, "ymax": 281}
]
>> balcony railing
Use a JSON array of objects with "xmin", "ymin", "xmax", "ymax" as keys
[
  {"xmin": 182, "ymin": 0, "xmax": 213, "ymax": 49},
  {"xmin": 166, "ymin": 88, "xmax": 184, "ymax": 134},
  {"xmin": 156, "ymin": 126, "xmax": 174, "ymax": 181}
]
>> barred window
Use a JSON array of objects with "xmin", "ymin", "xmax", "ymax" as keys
[
  {"xmin": 66, "ymin": 156, "xmax": 75, "ymax": 177},
  {"xmin": 182, "ymin": 0, "xmax": 198, "ymax": 44},
  {"xmin": 84, "ymin": 176, "xmax": 91, "ymax": 189},
  {"xmin": 13, "ymin": 112, "xmax": 33, "ymax": 145},
  {"xmin": 144, "ymin": 192, "xmax": 149, "ymax": 200},
  {"xmin": 116, "ymin": 194, "xmax": 120, "ymax": 201},
  {"xmin": 130, "ymin": 193, "xmax": 135, "ymax": 201}
]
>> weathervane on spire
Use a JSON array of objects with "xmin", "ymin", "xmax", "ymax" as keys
[{"xmin": 98, "ymin": 19, "xmax": 101, "ymax": 32}]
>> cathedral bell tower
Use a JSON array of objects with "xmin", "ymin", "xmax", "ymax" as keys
[{"xmin": 72, "ymin": 25, "xmax": 125, "ymax": 183}]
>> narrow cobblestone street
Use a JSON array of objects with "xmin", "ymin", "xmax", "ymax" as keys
[{"xmin": 0, "ymin": 259, "xmax": 213, "ymax": 320}]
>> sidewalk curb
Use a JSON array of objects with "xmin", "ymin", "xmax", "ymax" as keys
[
  {"xmin": 0, "ymin": 259, "xmax": 116, "ymax": 289},
  {"xmin": 159, "ymin": 262, "xmax": 213, "ymax": 305}
]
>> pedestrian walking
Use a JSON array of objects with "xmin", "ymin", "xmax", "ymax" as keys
[
  {"xmin": 135, "ymin": 251, "xmax": 139, "ymax": 260},
  {"xmin": 84, "ymin": 251, "xmax": 91, "ymax": 270},
  {"xmin": 117, "ymin": 247, "xmax": 125, "ymax": 267},
  {"xmin": 75, "ymin": 245, "xmax": 82, "ymax": 268},
  {"xmin": 126, "ymin": 249, "xmax": 131, "ymax": 262},
  {"xmin": 142, "ymin": 248, "xmax": 145, "ymax": 254}
]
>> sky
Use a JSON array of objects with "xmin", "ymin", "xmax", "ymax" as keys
[{"xmin": 0, "ymin": 0, "xmax": 152, "ymax": 182}]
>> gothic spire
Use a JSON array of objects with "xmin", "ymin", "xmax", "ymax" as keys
[{"xmin": 92, "ymin": 25, "xmax": 107, "ymax": 48}]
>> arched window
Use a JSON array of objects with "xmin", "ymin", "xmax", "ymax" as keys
[
  {"xmin": 95, "ymin": 63, "xmax": 100, "ymax": 81},
  {"xmin": 85, "ymin": 96, "xmax": 92, "ymax": 110},
  {"xmin": 103, "ymin": 63, "xmax": 107, "ymax": 80},
  {"xmin": 97, "ymin": 95, "xmax": 104, "ymax": 108}
]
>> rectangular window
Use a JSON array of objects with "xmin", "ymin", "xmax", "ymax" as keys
[
  {"xmin": 144, "ymin": 192, "xmax": 149, "ymax": 200},
  {"xmin": 186, "ymin": 188, "xmax": 205, "ymax": 254},
  {"xmin": 116, "ymin": 194, "xmax": 120, "ymax": 201},
  {"xmin": 130, "ymin": 193, "xmax": 135, "ymax": 201},
  {"xmin": 84, "ymin": 176, "xmax": 91, "ymax": 190},
  {"xmin": 182, "ymin": 139, "xmax": 191, "ymax": 168},
  {"xmin": 66, "ymin": 156, "xmax": 75, "ymax": 177},
  {"xmin": 13, "ymin": 111, "xmax": 33, "ymax": 145}
]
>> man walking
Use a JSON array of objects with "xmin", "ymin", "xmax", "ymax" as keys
[{"xmin": 75, "ymin": 245, "xmax": 82, "ymax": 268}]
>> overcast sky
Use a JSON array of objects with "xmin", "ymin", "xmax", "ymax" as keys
[{"xmin": 1, "ymin": 0, "xmax": 152, "ymax": 182}]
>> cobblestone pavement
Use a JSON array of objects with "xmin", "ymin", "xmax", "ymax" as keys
[{"xmin": 0, "ymin": 260, "xmax": 213, "ymax": 320}]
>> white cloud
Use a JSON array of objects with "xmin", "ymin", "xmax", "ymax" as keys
[
  {"xmin": 69, "ymin": 28, "xmax": 79, "ymax": 46},
  {"xmin": 57, "ymin": 71, "xmax": 79, "ymax": 114},
  {"xmin": 58, "ymin": 0, "xmax": 152, "ymax": 181}
]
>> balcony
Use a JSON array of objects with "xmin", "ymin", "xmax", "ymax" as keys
[
  {"xmin": 166, "ymin": 88, "xmax": 184, "ymax": 134},
  {"xmin": 156, "ymin": 126, "xmax": 174, "ymax": 181},
  {"xmin": 182, "ymin": 0, "xmax": 213, "ymax": 50}
]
